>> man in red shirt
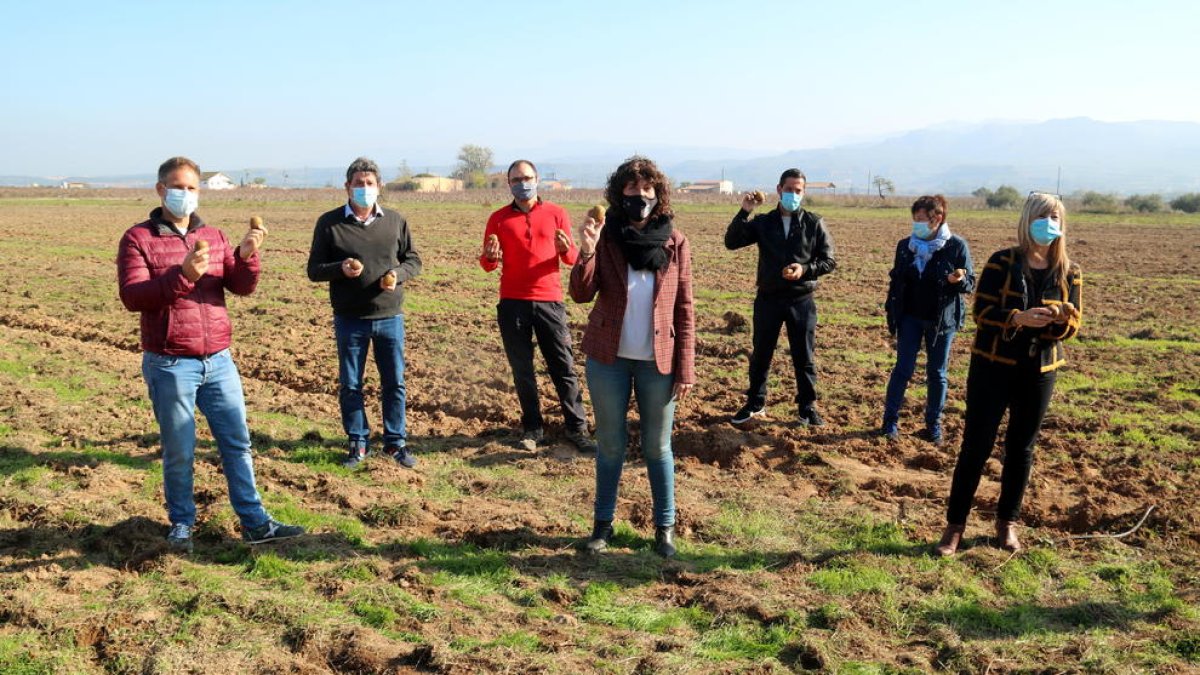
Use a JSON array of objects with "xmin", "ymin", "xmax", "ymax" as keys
[{"xmin": 480, "ymin": 160, "xmax": 595, "ymax": 452}]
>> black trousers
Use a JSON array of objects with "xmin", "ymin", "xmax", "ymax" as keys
[
  {"xmin": 497, "ymin": 299, "xmax": 587, "ymax": 433},
  {"xmin": 746, "ymin": 292, "xmax": 818, "ymax": 409},
  {"xmin": 946, "ymin": 356, "xmax": 1057, "ymax": 525}
]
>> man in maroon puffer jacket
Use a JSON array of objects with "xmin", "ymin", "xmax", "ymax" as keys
[{"xmin": 117, "ymin": 156, "xmax": 303, "ymax": 553}]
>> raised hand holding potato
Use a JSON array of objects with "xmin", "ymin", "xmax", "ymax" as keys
[
  {"xmin": 580, "ymin": 216, "xmax": 603, "ymax": 258},
  {"xmin": 483, "ymin": 233, "xmax": 501, "ymax": 261},
  {"xmin": 239, "ymin": 216, "xmax": 267, "ymax": 260},
  {"xmin": 741, "ymin": 191, "xmax": 764, "ymax": 213},
  {"xmin": 587, "ymin": 204, "xmax": 606, "ymax": 223},
  {"xmin": 183, "ymin": 240, "xmax": 209, "ymax": 282},
  {"xmin": 554, "ymin": 229, "xmax": 571, "ymax": 255}
]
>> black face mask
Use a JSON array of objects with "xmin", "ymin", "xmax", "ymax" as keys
[{"xmin": 621, "ymin": 195, "xmax": 658, "ymax": 222}]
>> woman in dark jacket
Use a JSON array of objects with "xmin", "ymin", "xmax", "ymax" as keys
[
  {"xmin": 569, "ymin": 156, "xmax": 695, "ymax": 558},
  {"xmin": 935, "ymin": 192, "xmax": 1082, "ymax": 556},
  {"xmin": 882, "ymin": 195, "xmax": 975, "ymax": 445}
]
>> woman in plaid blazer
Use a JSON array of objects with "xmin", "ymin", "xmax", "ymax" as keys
[{"xmin": 569, "ymin": 156, "xmax": 696, "ymax": 558}]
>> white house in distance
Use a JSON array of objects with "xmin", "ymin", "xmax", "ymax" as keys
[
  {"xmin": 678, "ymin": 179, "xmax": 734, "ymax": 195},
  {"xmin": 200, "ymin": 172, "xmax": 237, "ymax": 190}
]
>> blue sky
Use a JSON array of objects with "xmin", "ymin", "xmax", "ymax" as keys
[{"xmin": 2, "ymin": 0, "xmax": 1198, "ymax": 175}]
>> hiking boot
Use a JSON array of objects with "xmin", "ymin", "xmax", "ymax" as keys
[
  {"xmin": 518, "ymin": 428, "xmax": 544, "ymax": 452},
  {"xmin": 996, "ymin": 520, "xmax": 1022, "ymax": 552},
  {"xmin": 565, "ymin": 429, "xmax": 597, "ymax": 453},
  {"xmin": 584, "ymin": 520, "xmax": 614, "ymax": 554},
  {"xmin": 731, "ymin": 404, "xmax": 766, "ymax": 426},
  {"xmin": 654, "ymin": 526, "xmax": 677, "ymax": 558},
  {"xmin": 934, "ymin": 524, "xmax": 965, "ymax": 557},
  {"xmin": 342, "ymin": 444, "xmax": 369, "ymax": 469},
  {"xmin": 798, "ymin": 405, "xmax": 824, "ymax": 427},
  {"xmin": 167, "ymin": 523, "xmax": 193, "ymax": 554},
  {"xmin": 243, "ymin": 519, "xmax": 305, "ymax": 545},
  {"xmin": 385, "ymin": 445, "xmax": 417, "ymax": 469}
]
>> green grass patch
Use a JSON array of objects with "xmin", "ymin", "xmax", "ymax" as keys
[
  {"xmin": 576, "ymin": 581, "xmax": 712, "ymax": 633},
  {"xmin": 808, "ymin": 560, "xmax": 896, "ymax": 595},
  {"xmin": 694, "ymin": 621, "xmax": 797, "ymax": 661}
]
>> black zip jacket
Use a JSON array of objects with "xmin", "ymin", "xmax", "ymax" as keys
[{"xmin": 724, "ymin": 207, "xmax": 836, "ymax": 297}]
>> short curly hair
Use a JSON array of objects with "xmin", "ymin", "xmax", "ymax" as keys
[{"xmin": 604, "ymin": 156, "xmax": 674, "ymax": 220}]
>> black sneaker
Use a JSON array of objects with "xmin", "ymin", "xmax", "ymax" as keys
[
  {"xmin": 798, "ymin": 405, "xmax": 824, "ymax": 427},
  {"xmin": 518, "ymin": 428, "xmax": 544, "ymax": 452},
  {"xmin": 243, "ymin": 519, "xmax": 305, "ymax": 544},
  {"xmin": 342, "ymin": 444, "xmax": 369, "ymax": 469},
  {"xmin": 565, "ymin": 429, "xmax": 597, "ymax": 453},
  {"xmin": 167, "ymin": 523, "xmax": 193, "ymax": 553},
  {"xmin": 385, "ymin": 445, "xmax": 417, "ymax": 468},
  {"xmin": 731, "ymin": 404, "xmax": 766, "ymax": 426}
]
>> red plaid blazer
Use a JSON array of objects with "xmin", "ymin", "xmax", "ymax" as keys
[{"xmin": 569, "ymin": 227, "xmax": 695, "ymax": 384}]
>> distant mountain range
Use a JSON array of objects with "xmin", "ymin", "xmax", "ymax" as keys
[{"xmin": 5, "ymin": 118, "xmax": 1199, "ymax": 195}]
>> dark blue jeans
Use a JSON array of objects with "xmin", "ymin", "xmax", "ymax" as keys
[
  {"xmin": 883, "ymin": 315, "xmax": 956, "ymax": 428},
  {"xmin": 334, "ymin": 314, "xmax": 407, "ymax": 448},
  {"xmin": 586, "ymin": 357, "xmax": 676, "ymax": 528}
]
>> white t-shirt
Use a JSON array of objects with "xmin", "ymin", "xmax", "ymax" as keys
[{"xmin": 617, "ymin": 265, "xmax": 656, "ymax": 361}]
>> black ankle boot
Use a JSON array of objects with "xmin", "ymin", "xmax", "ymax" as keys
[
  {"xmin": 585, "ymin": 520, "xmax": 614, "ymax": 554},
  {"xmin": 654, "ymin": 526, "xmax": 676, "ymax": 558}
]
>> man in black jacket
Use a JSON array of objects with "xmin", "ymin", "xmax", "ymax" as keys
[
  {"xmin": 725, "ymin": 168, "xmax": 836, "ymax": 427},
  {"xmin": 307, "ymin": 158, "xmax": 423, "ymax": 468}
]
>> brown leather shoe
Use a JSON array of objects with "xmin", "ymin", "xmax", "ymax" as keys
[
  {"xmin": 996, "ymin": 520, "xmax": 1022, "ymax": 552},
  {"xmin": 934, "ymin": 524, "xmax": 965, "ymax": 557}
]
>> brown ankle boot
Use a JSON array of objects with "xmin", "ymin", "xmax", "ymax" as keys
[
  {"xmin": 996, "ymin": 520, "xmax": 1022, "ymax": 552},
  {"xmin": 934, "ymin": 524, "xmax": 965, "ymax": 557}
]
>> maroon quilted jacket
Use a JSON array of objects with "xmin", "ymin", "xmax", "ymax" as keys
[
  {"xmin": 117, "ymin": 208, "xmax": 259, "ymax": 356},
  {"xmin": 569, "ymin": 223, "xmax": 695, "ymax": 385}
]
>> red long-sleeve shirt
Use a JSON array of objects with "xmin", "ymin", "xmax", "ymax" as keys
[{"xmin": 479, "ymin": 199, "xmax": 577, "ymax": 301}]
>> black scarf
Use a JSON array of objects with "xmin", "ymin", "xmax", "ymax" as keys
[{"xmin": 607, "ymin": 214, "xmax": 672, "ymax": 271}]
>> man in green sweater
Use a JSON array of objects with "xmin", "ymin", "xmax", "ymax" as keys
[{"xmin": 307, "ymin": 157, "xmax": 423, "ymax": 468}]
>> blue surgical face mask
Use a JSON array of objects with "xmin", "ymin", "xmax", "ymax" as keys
[
  {"xmin": 1030, "ymin": 217, "xmax": 1062, "ymax": 246},
  {"xmin": 780, "ymin": 192, "xmax": 803, "ymax": 212},
  {"xmin": 164, "ymin": 188, "xmax": 198, "ymax": 219},
  {"xmin": 510, "ymin": 180, "xmax": 536, "ymax": 202},
  {"xmin": 351, "ymin": 186, "xmax": 378, "ymax": 209},
  {"xmin": 911, "ymin": 221, "xmax": 934, "ymax": 239}
]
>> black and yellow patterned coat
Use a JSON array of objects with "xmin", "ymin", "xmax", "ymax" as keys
[{"xmin": 971, "ymin": 247, "xmax": 1082, "ymax": 372}]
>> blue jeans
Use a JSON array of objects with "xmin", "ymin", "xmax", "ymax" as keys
[
  {"xmin": 883, "ymin": 315, "xmax": 956, "ymax": 428},
  {"xmin": 586, "ymin": 357, "xmax": 676, "ymax": 528},
  {"xmin": 335, "ymin": 314, "xmax": 407, "ymax": 448},
  {"xmin": 142, "ymin": 349, "xmax": 269, "ymax": 530}
]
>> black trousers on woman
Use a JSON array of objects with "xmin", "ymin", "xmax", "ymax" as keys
[{"xmin": 946, "ymin": 355, "xmax": 1057, "ymax": 525}]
